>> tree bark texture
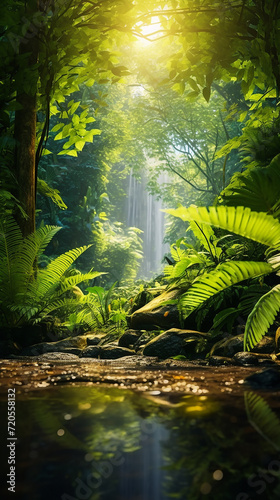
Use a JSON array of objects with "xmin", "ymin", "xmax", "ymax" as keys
[{"xmin": 13, "ymin": 1, "xmax": 39, "ymax": 237}]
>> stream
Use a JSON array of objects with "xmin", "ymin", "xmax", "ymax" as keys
[{"xmin": 1, "ymin": 359, "xmax": 280, "ymax": 499}]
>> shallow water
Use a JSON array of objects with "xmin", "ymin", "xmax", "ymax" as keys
[{"xmin": 1, "ymin": 386, "xmax": 280, "ymax": 500}]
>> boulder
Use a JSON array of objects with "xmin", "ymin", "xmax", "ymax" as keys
[
  {"xmin": 80, "ymin": 346, "xmax": 101, "ymax": 358},
  {"xmin": 118, "ymin": 330, "xmax": 143, "ymax": 348},
  {"xmin": 130, "ymin": 288, "xmax": 184, "ymax": 330},
  {"xmin": 208, "ymin": 356, "xmax": 234, "ymax": 366},
  {"xmin": 99, "ymin": 346, "xmax": 135, "ymax": 359},
  {"xmin": 245, "ymin": 368, "xmax": 280, "ymax": 388},
  {"xmin": 80, "ymin": 345, "xmax": 135, "ymax": 359},
  {"xmin": 252, "ymin": 336, "xmax": 275, "ymax": 354},
  {"xmin": 232, "ymin": 352, "xmax": 259, "ymax": 366},
  {"xmin": 213, "ymin": 335, "xmax": 244, "ymax": 357},
  {"xmin": 84, "ymin": 334, "xmax": 106, "ymax": 346},
  {"xmin": 20, "ymin": 335, "xmax": 88, "ymax": 356},
  {"xmin": 143, "ymin": 328, "xmax": 209, "ymax": 359}
]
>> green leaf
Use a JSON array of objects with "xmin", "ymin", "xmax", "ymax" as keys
[
  {"xmin": 179, "ymin": 261, "xmax": 272, "ymax": 319},
  {"xmin": 202, "ymin": 86, "xmax": 211, "ymax": 102},
  {"xmin": 51, "ymin": 123, "xmax": 64, "ymax": 133},
  {"xmin": 69, "ymin": 101, "xmax": 80, "ymax": 115},
  {"xmin": 75, "ymin": 140, "xmax": 85, "ymax": 151},
  {"xmin": 164, "ymin": 205, "xmax": 280, "ymax": 248},
  {"xmin": 244, "ymin": 284, "xmax": 280, "ymax": 350},
  {"xmin": 57, "ymin": 150, "xmax": 78, "ymax": 157}
]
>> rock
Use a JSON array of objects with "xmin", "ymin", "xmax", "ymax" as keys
[
  {"xmin": 20, "ymin": 335, "xmax": 88, "ymax": 356},
  {"xmin": 142, "ymin": 328, "xmax": 208, "ymax": 359},
  {"xmin": 213, "ymin": 335, "xmax": 244, "ymax": 357},
  {"xmin": 118, "ymin": 330, "xmax": 143, "ymax": 348},
  {"xmin": 232, "ymin": 352, "xmax": 259, "ymax": 366},
  {"xmin": 252, "ymin": 336, "xmax": 275, "ymax": 354},
  {"xmin": 130, "ymin": 288, "xmax": 185, "ymax": 330},
  {"xmin": 36, "ymin": 352, "xmax": 80, "ymax": 361},
  {"xmin": 100, "ymin": 346, "xmax": 135, "ymax": 359},
  {"xmin": 244, "ymin": 368, "xmax": 280, "ymax": 388},
  {"xmin": 134, "ymin": 333, "xmax": 151, "ymax": 352},
  {"xmin": 83, "ymin": 334, "xmax": 105, "ymax": 346},
  {"xmin": 107, "ymin": 355, "xmax": 158, "ymax": 366},
  {"xmin": 80, "ymin": 345, "xmax": 134, "ymax": 359},
  {"xmin": 208, "ymin": 356, "xmax": 234, "ymax": 366},
  {"xmin": 80, "ymin": 346, "xmax": 101, "ymax": 358}
]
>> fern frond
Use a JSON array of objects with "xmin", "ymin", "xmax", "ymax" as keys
[
  {"xmin": 180, "ymin": 261, "xmax": 272, "ymax": 318},
  {"xmin": 244, "ymin": 284, "xmax": 280, "ymax": 350},
  {"xmin": 245, "ymin": 392, "xmax": 280, "ymax": 450},
  {"xmin": 39, "ymin": 298, "xmax": 81, "ymax": 317},
  {"xmin": 52, "ymin": 271, "xmax": 104, "ymax": 298},
  {"xmin": 35, "ymin": 245, "xmax": 92, "ymax": 299},
  {"xmin": 164, "ymin": 206, "xmax": 280, "ymax": 248},
  {"xmin": 14, "ymin": 226, "xmax": 61, "ymax": 293},
  {"xmin": 0, "ymin": 216, "xmax": 22, "ymax": 262}
]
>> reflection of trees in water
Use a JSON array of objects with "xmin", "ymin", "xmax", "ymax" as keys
[
  {"xmin": 158, "ymin": 394, "xmax": 280, "ymax": 500},
  {"xmin": 5, "ymin": 388, "xmax": 280, "ymax": 500}
]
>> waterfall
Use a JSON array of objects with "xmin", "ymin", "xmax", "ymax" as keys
[{"xmin": 126, "ymin": 170, "xmax": 169, "ymax": 278}]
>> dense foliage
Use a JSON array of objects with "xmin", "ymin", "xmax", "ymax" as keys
[{"xmin": 1, "ymin": 0, "xmax": 280, "ymax": 354}]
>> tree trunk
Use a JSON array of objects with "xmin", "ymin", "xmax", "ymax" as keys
[{"xmin": 13, "ymin": 1, "xmax": 39, "ymax": 237}]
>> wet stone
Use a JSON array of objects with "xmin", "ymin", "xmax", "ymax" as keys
[
  {"xmin": 208, "ymin": 356, "xmax": 234, "ymax": 367},
  {"xmin": 245, "ymin": 368, "xmax": 280, "ymax": 388},
  {"xmin": 100, "ymin": 346, "xmax": 135, "ymax": 359},
  {"xmin": 80, "ymin": 346, "xmax": 101, "ymax": 358},
  {"xmin": 232, "ymin": 352, "xmax": 259, "ymax": 366},
  {"xmin": 118, "ymin": 330, "xmax": 143, "ymax": 348},
  {"xmin": 214, "ymin": 335, "xmax": 244, "ymax": 357},
  {"xmin": 36, "ymin": 352, "xmax": 80, "ymax": 361},
  {"xmin": 252, "ymin": 336, "xmax": 275, "ymax": 354}
]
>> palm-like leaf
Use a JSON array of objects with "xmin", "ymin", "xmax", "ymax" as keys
[
  {"xmin": 244, "ymin": 284, "xmax": 280, "ymax": 350},
  {"xmin": 179, "ymin": 261, "xmax": 272, "ymax": 318},
  {"xmin": 164, "ymin": 205, "xmax": 280, "ymax": 248}
]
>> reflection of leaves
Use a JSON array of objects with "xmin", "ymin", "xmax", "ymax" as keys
[
  {"xmin": 244, "ymin": 392, "xmax": 280, "ymax": 451},
  {"xmin": 30, "ymin": 400, "xmax": 87, "ymax": 451}
]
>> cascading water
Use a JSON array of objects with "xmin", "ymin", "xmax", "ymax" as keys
[{"xmin": 126, "ymin": 170, "xmax": 169, "ymax": 278}]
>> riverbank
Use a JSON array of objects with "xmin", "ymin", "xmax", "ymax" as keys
[{"xmin": 1, "ymin": 357, "xmax": 280, "ymax": 404}]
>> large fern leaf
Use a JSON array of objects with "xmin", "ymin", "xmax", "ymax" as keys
[
  {"xmin": 54, "ymin": 271, "xmax": 104, "ymax": 297},
  {"xmin": 244, "ymin": 284, "xmax": 280, "ymax": 350},
  {"xmin": 179, "ymin": 261, "xmax": 272, "ymax": 318},
  {"xmin": 34, "ymin": 245, "xmax": 92, "ymax": 299},
  {"xmin": 0, "ymin": 217, "xmax": 24, "ymax": 307},
  {"xmin": 13, "ymin": 226, "xmax": 61, "ymax": 294},
  {"xmin": 164, "ymin": 205, "xmax": 280, "ymax": 248}
]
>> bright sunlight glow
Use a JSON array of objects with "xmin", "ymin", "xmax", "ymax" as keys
[{"xmin": 135, "ymin": 16, "xmax": 163, "ymax": 45}]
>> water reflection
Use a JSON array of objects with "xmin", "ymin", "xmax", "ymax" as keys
[{"xmin": 0, "ymin": 387, "xmax": 280, "ymax": 500}]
